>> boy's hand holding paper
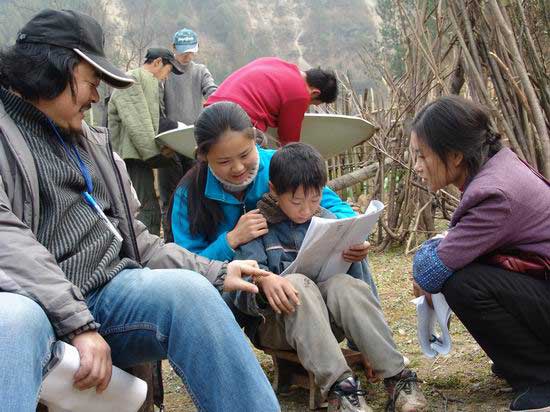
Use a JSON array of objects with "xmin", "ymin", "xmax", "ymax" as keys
[{"xmin": 343, "ymin": 241, "xmax": 371, "ymax": 262}]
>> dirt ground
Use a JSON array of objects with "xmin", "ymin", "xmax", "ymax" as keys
[{"xmin": 160, "ymin": 249, "xmax": 514, "ymax": 411}]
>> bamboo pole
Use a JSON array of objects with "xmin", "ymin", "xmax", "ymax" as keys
[{"xmin": 488, "ymin": 0, "xmax": 550, "ymax": 176}]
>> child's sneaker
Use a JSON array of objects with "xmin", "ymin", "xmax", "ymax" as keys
[
  {"xmin": 327, "ymin": 376, "xmax": 373, "ymax": 412},
  {"xmin": 509, "ymin": 383, "xmax": 550, "ymax": 412},
  {"xmin": 384, "ymin": 369, "xmax": 428, "ymax": 412}
]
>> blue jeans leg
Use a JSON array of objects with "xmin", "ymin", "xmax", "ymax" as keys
[
  {"xmin": 0, "ymin": 292, "xmax": 56, "ymax": 412},
  {"xmin": 87, "ymin": 268, "xmax": 279, "ymax": 412}
]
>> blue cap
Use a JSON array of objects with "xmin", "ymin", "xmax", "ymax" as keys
[{"xmin": 173, "ymin": 28, "xmax": 198, "ymax": 53}]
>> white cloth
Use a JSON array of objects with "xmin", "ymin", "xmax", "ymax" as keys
[{"xmin": 412, "ymin": 293, "xmax": 452, "ymax": 357}]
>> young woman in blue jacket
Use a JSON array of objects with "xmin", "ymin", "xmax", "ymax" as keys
[{"xmin": 170, "ymin": 101, "xmax": 364, "ymax": 263}]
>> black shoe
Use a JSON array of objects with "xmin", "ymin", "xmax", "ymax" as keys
[{"xmin": 510, "ymin": 383, "xmax": 550, "ymax": 412}]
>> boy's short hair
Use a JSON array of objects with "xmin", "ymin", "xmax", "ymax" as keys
[{"xmin": 269, "ymin": 143, "xmax": 327, "ymax": 195}]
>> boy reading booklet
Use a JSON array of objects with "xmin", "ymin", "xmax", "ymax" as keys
[{"xmin": 231, "ymin": 143, "xmax": 427, "ymax": 412}]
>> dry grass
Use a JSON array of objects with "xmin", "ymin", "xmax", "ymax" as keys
[{"xmin": 161, "ymin": 249, "xmax": 513, "ymax": 411}]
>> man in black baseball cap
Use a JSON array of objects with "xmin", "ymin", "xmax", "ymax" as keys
[
  {"xmin": 107, "ymin": 46, "xmax": 183, "ymax": 235},
  {"xmin": 0, "ymin": 9, "xmax": 281, "ymax": 412},
  {"xmin": 16, "ymin": 8, "xmax": 135, "ymax": 88},
  {"xmin": 145, "ymin": 48, "xmax": 184, "ymax": 75}
]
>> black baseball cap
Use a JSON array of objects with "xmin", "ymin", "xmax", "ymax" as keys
[
  {"xmin": 145, "ymin": 48, "xmax": 184, "ymax": 75},
  {"xmin": 16, "ymin": 9, "xmax": 135, "ymax": 89}
]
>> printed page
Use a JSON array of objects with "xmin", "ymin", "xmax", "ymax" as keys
[
  {"xmin": 155, "ymin": 121, "xmax": 196, "ymax": 157},
  {"xmin": 281, "ymin": 200, "xmax": 384, "ymax": 282}
]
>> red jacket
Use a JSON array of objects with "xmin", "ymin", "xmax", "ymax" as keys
[{"xmin": 205, "ymin": 57, "xmax": 310, "ymax": 145}]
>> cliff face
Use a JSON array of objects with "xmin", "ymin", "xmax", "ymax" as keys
[
  {"xmin": 117, "ymin": 0, "xmax": 381, "ymax": 88},
  {"xmin": 0, "ymin": 0, "xmax": 380, "ymax": 89}
]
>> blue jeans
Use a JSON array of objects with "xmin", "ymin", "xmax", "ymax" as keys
[{"xmin": 0, "ymin": 268, "xmax": 279, "ymax": 412}]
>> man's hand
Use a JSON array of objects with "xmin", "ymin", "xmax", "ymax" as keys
[
  {"xmin": 223, "ymin": 260, "xmax": 272, "ymax": 293},
  {"xmin": 72, "ymin": 331, "xmax": 112, "ymax": 393},
  {"xmin": 160, "ymin": 145, "xmax": 175, "ymax": 158},
  {"xmin": 256, "ymin": 274, "xmax": 301, "ymax": 315},
  {"xmin": 343, "ymin": 241, "xmax": 371, "ymax": 262}
]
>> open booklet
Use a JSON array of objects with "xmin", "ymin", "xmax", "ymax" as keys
[
  {"xmin": 39, "ymin": 341, "xmax": 147, "ymax": 412},
  {"xmin": 281, "ymin": 200, "xmax": 384, "ymax": 283},
  {"xmin": 155, "ymin": 121, "xmax": 196, "ymax": 158}
]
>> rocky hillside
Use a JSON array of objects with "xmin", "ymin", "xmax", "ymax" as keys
[
  {"xmin": 172, "ymin": 0, "xmax": 381, "ymax": 85},
  {"xmin": 0, "ymin": 0, "xmax": 381, "ymax": 91}
]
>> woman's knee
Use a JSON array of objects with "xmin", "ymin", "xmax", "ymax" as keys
[{"xmin": 441, "ymin": 264, "xmax": 488, "ymax": 309}]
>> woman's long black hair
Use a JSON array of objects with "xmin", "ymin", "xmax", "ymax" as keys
[
  {"xmin": 167, "ymin": 102, "xmax": 255, "ymax": 241},
  {"xmin": 411, "ymin": 95, "xmax": 503, "ymax": 178}
]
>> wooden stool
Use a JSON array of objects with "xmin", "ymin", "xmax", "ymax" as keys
[
  {"xmin": 125, "ymin": 363, "xmax": 156, "ymax": 412},
  {"xmin": 263, "ymin": 348, "xmax": 367, "ymax": 410}
]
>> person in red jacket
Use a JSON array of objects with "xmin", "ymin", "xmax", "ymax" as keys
[{"xmin": 205, "ymin": 57, "xmax": 338, "ymax": 146}]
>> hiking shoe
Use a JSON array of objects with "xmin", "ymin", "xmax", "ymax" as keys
[
  {"xmin": 510, "ymin": 383, "xmax": 550, "ymax": 412},
  {"xmin": 385, "ymin": 369, "xmax": 428, "ymax": 412},
  {"xmin": 328, "ymin": 376, "xmax": 373, "ymax": 412}
]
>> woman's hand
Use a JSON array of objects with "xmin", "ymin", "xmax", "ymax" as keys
[
  {"xmin": 227, "ymin": 209, "xmax": 268, "ymax": 249},
  {"xmin": 223, "ymin": 260, "xmax": 272, "ymax": 294},
  {"xmin": 256, "ymin": 275, "xmax": 301, "ymax": 315},
  {"xmin": 343, "ymin": 241, "xmax": 371, "ymax": 262},
  {"xmin": 412, "ymin": 279, "xmax": 433, "ymax": 309}
]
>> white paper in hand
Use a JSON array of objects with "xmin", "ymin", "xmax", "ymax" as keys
[
  {"xmin": 412, "ymin": 293, "xmax": 452, "ymax": 357},
  {"xmin": 40, "ymin": 341, "xmax": 147, "ymax": 412},
  {"xmin": 155, "ymin": 121, "xmax": 196, "ymax": 157},
  {"xmin": 282, "ymin": 200, "xmax": 384, "ymax": 282}
]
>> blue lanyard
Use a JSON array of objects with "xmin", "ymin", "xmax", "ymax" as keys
[
  {"xmin": 47, "ymin": 119, "xmax": 93, "ymax": 195},
  {"xmin": 46, "ymin": 119, "xmax": 123, "ymax": 242}
]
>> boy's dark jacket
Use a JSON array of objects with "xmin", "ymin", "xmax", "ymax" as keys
[{"xmin": 228, "ymin": 193, "xmax": 378, "ymax": 344}]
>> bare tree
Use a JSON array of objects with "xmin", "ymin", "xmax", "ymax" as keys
[{"xmin": 327, "ymin": 0, "xmax": 548, "ymax": 252}]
